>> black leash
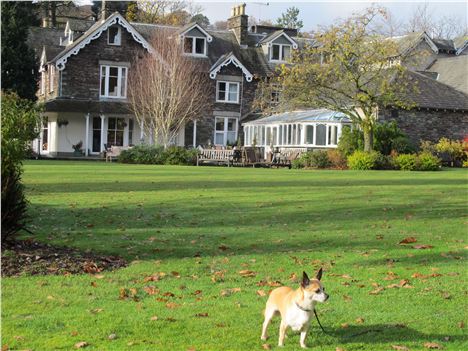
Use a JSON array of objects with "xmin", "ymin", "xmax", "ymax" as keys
[{"xmin": 313, "ymin": 309, "xmax": 383, "ymax": 339}]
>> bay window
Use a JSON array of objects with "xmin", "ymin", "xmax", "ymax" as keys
[
  {"xmin": 100, "ymin": 65, "xmax": 127, "ymax": 99},
  {"xmin": 216, "ymin": 81, "xmax": 239, "ymax": 103},
  {"xmin": 215, "ymin": 117, "xmax": 238, "ymax": 146}
]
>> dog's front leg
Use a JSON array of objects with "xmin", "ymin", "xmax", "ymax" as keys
[
  {"xmin": 278, "ymin": 320, "xmax": 288, "ymax": 347},
  {"xmin": 299, "ymin": 325, "xmax": 309, "ymax": 349}
]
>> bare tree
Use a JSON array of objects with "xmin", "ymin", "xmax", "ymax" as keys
[
  {"xmin": 405, "ymin": 3, "xmax": 467, "ymax": 39},
  {"xmin": 128, "ymin": 30, "xmax": 210, "ymax": 148}
]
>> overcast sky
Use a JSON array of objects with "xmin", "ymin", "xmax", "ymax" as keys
[{"xmin": 196, "ymin": 1, "xmax": 467, "ymax": 32}]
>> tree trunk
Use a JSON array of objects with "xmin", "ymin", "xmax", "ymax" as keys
[{"xmin": 363, "ymin": 128, "xmax": 374, "ymax": 152}]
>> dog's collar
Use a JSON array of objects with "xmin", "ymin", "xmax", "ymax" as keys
[{"xmin": 295, "ymin": 302, "xmax": 313, "ymax": 312}]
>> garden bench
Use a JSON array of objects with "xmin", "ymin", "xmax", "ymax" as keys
[
  {"xmin": 196, "ymin": 148, "xmax": 234, "ymax": 166},
  {"xmin": 271, "ymin": 148, "xmax": 307, "ymax": 168},
  {"xmin": 105, "ymin": 146, "xmax": 131, "ymax": 162}
]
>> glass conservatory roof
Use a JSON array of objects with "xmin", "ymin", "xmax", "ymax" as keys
[{"xmin": 244, "ymin": 109, "xmax": 352, "ymax": 125}]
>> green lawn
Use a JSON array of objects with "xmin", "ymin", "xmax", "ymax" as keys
[{"xmin": 2, "ymin": 161, "xmax": 467, "ymax": 350}]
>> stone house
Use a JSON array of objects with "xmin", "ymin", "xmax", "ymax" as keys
[
  {"xmin": 28, "ymin": 4, "xmax": 468, "ymax": 157},
  {"xmin": 29, "ymin": 5, "xmax": 312, "ymax": 157}
]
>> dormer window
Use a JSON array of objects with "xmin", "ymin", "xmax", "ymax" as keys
[
  {"xmin": 271, "ymin": 43, "xmax": 291, "ymax": 62},
  {"xmin": 108, "ymin": 26, "xmax": 121, "ymax": 46},
  {"xmin": 184, "ymin": 36, "xmax": 206, "ymax": 56}
]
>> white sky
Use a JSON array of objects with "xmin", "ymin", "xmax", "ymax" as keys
[{"xmin": 76, "ymin": 1, "xmax": 468, "ymax": 32}]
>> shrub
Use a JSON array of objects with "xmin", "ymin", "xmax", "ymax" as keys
[
  {"xmin": 309, "ymin": 150, "xmax": 331, "ymax": 168},
  {"xmin": 394, "ymin": 153, "xmax": 418, "ymax": 171},
  {"xmin": 375, "ymin": 153, "xmax": 395, "ymax": 170},
  {"xmin": 374, "ymin": 121, "xmax": 413, "ymax": 155},
  {"xmin": 419, "ymin": 140, "xmax": 437, "ymax": 155},
  {"xmin": 1, "ymin": 92, "xmax": 41, "ymax": 241},
  {"xmin": 435, "ymin": 138, "xmax": 466, "ymax": 166},
  {"xmin": 417, "ymin": 152, "xmax": 441, "ymax": 171},
  {"xmin": 327, "ymin": 149, "xmax": 347, "ymax": 169},
  {"xmin": 162, "ymin": 146, "xmax": 197, "ymax": 165},
  {"xmin": 337, "ymin": 126, "xmax": 363, "ymax": 156},
  {"xmin": 347, "ymin": 151, "xmax": 380, "ymax": 170},
  {"xmin": 291, "ymin": 158, "xmax": 305, "ymax": 169},
  {"xmin": 118, "ymin": 145, "xmax": 196, "ymax": 165}
]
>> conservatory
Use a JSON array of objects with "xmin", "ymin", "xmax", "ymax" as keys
[{"xmin": 243, "ymin": 109, "xmax": 352, "ymax": 149}]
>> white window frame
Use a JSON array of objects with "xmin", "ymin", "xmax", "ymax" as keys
[
  {"xmin": 214, "ymin": 117, "xmax": 238, "ymax": 146},
  {"xmin": 183, "ymin": 36, "xmax": 207, "ymax": 57},
  {"xmin": 270, "ymin": 43, "xmax": 292, "ymax": 62},
  {"xmin": 216, "ymin": 81, "xmax": 240, "ymax": 104},
  {"xmin": 49, "ymin": 65, "xmax": 55, "ymax": 92},
  {"xmin": 108, "ymin": 26, "xmax": 121, "ymax": 46},
  {"xmin": 99, "ymin": 65, "xmax": 128, "ymax": 99}
]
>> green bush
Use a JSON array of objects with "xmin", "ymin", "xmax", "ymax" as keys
[
  {"xmin": 118, "ymin": 145, "xmax": 196, "ymax": 165},
  {"xmin": 417, "ymin": 152, "xmax": 441, "ymax": 171},
  {"xmin": 1, "ymin": 92, "xmax": 41, "ymax": 241},
  {"xmin": 162, "ymin": 146, "xmax": 197, "ymax": 165},
  {"xmin": 347, "ymin": 151, "xmax": 380, "ymax": 170},
  {"xmin": 394, "ymin": 153, "xmax": 418, "ymax": 171},
  {"xmin": 435, "ymin": 138, "xmax": 466, "ymax": 166},
  {"xmin": 292, "ymin": 151, "xmax": 330, "ymax": 169},
  {"xmin": 374, "ymin": 121, "xmax": 413, "ymax": 155},
  {"xmin": 337, "ymin": 126, "xmax": 364, "ymax": 156}
]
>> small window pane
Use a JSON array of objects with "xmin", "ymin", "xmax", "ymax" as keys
[
  {"xmin": 215, "ymin": 118, "xmax": 224, "ymax": 131},
  {"xmin": 316, "ymin": 124, "xmax": 326, "ymax": 145},
  {"xmin": 227, "ymin": 118, "xmax": 236, "ymax": 131},
  {"xmin": 184, "ymin": 37, "xmax": 193, "ymax": 53},
  {"xmin": 109, "ymin": 67, "xmax": 118, "ymax": 77},
  {"xmin": 120, "ymin": 68, "xmax": 127, "ymax": 97},
  {"xmin": 282, "ymin": 45, "xmax": 291, "ymax": 60},
  {"xmin": 272, "ymin": 44, "xmax": 280, "ymax": 60},
  {"xmin": 108, "ymin": 118, "xmax": 116, "ymax": 130},
  {"xmin": 215, "ymin": 132, "xmax": 224, "ymax": 145},
  {"xmin": 108, "ymin": 27, "xmax": 120, "ymax": 45},
  {"xmin": 217, "ymin": 82, "xmax": 226, "ymax": 101},
  {"xmin": 228, "ymin": 83, "xmax": 238, "ymax": 102},
  {"xmin": 195, "ymin": 38, "xmax": 205, "ymax": 54},
  {"xmin": 108, "ymin": 76, "xmax": 118, "ymax": 96},
  {"xmin": 306, "ymin": 125, "xmax": 314, "ymax": 144},
  {"xmin": 227, "ymin": 132, "xmax": 236, "ymax": 144}
]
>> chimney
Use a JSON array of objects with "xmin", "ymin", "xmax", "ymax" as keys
[{"xmin": 228, "ymin": 4, "xmax": 248, "ymax": 46}]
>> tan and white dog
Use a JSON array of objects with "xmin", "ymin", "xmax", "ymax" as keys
[{"xmin": 261, "ymin": 269, "xmax": 329, "ymax": 348}]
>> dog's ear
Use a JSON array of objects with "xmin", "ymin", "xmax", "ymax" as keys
[
  {"xmin": 315, "ymin": 267, "xmax": 323, "ymax": 281},
  {"xmin": 301, "ymin": 271, "xmax": 310, "ymax": 288}
]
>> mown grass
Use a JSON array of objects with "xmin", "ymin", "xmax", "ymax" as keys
[{"xmin": 2, "ymin": 160, "xmax": 467, "ymax": 350}]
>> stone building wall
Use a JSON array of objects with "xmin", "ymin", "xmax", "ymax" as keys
[{"xmin": 379, "ymin": 108, "xmax": 468, "ymax": 145}]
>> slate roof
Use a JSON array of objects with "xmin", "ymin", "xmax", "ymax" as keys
[
  {"xmin": 426, "ymin": 55, "xmax": 468, "ymax": 94},
  {"xmin": 44, "ymin": 98, "xmax": 131, "ymax": 114},
  {"xmin": 402, "ymin": 70, "xmax": 468, "ymax": 111},
  {"xmin": 27, "ymin": 27, "xmax": 64, "ymax": 63}
]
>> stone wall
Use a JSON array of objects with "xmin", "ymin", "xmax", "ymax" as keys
[
  {"xmin": 379, "ymin": 108, "xmax": 468, "ymax": 145},
  {"xmin": 61, "ymin": 26, "xmax": 143, "ymax": 99}
]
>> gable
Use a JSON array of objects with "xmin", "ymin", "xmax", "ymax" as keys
[
  {"xmin": 272, "ymin": 35, "xmax": 293, "ymax": 46},
  {"xmin": 186, "ymin": 27, "xmax": 205, "ymax": 38},
  {"xmin": 55, "ymin": 12, "xmax": 154, "ymax": 71},
  {"xmin": 209, "ymin": 53, "xmax": 253, "ymax": 82}
]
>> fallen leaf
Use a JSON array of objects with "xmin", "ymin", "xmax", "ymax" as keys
[
  {"xmin": 384, "ymin": 272, "xmax": 398, "ymax": 280},
  {"xmin": 220, "ymin": 288, "xmax": 241, "ymax": 297},
  {"xmin": 413, "ymin": 245, "xmax": 434, "ymax": 250},
  {"xmin": 218, "ymin": 245, "xmax": 229, "ymax": 251},
  {"xmin": 143, "ymin": 286, "xmax": 159, "ymax": 295},
  {"xmin": 458, "ymin": 321, "xmax": 465, "ymax": 328},
  {"xmin": 90, "ymin": 282, "xmax": 97, "ymax": 287},
  {"xmin": 257, "ymin": 290, "xmax": 267, "ymax": 297},
  {"xmin": 262, "ymin": 344, "xmax": 271, "ymax": 350},
  {"xmin": 171, "ymin": 271, "xmax": 181, "ymax": 278},
  {"xmin": 341, "ymin": 323, "xmax": 349, "ymax": 328},
  {"xmin": 195, "ymin": 312, "xmax": 208, "ymax": 317},
  {"xmin": 441, "ymin": 292, "xmax": 451, "ymax": 299},
  {"xmin": 166, "ymin": 302, "xmax": 179, "ymax": 309},
  {"xmin": 399, "ymin": 237, "xmax": 417, "ymax": 244},
  {"xmin": 119, "ymin": 288, "xmax": 128, "ymax": 300},
  {"xmin": 163, "ymin": 292, "xmax": 175, "ymax": 297},
  {"xmin": 343, "ymin": 295, "xmax": 352, "ymax": 302},
  {"xmin": 355, "ymin": 317, "xmax": 364, "ymax": 324},
  {"xmin": 423, "ymin": 342, "xmax": 443, "ymax": 349},
  {"xmin": 369, "ymin": 287, "xmax": 384, "ymax": 295},
  {"xmin": 90, "ymin": 308, "xmax": 103, "ymax": 314},
  {"xmin": 75, "ymin": 341, "xmax": 88, "ymax": 349},
  {"xmin": 71, "ymin": 331, "xmax": 79, "ymax": 336},
  {"xmin": 193, "ymin": 290, "xmax": 202, "ymax": 295},
  {"xmin": 150, "ymin": 316, "xmax": 158, "ymax": 321},
  {"xmin": 336, "ymin": 348, "xmax": 346, "ymax": 351},
  {"xmin": 239, "ymin": 270, "xmax": 256, "ymax": 278},
  {"xmin": 392, "ymin": 345, "xmax": 409, "ymax": 351},
  {"xmin": 108, "ymin": 333, "xmax": 117, "ymax": 340}
]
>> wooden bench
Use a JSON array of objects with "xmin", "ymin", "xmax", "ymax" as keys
[
  {"xmin": 271, "ymin": 148, "xmax": 307, "ymax": 168},
  {"xmin": 106, "ymin": 146, "xmax": 131, "ymax": 162},
  {"xmin": 196, "ymin": 148, "xmax": 234, "ymax": 166}
]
